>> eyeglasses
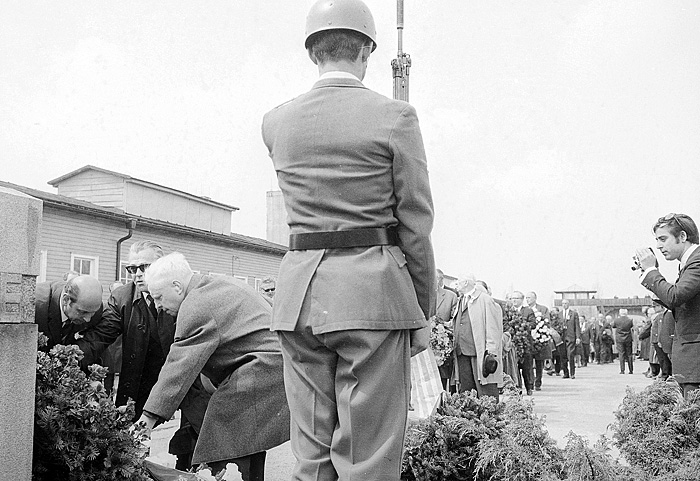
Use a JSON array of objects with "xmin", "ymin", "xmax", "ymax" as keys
[
  {"xmin": 262, "ymin": 287, "xmax": 275, "ymax": 293},
  {"xmin": 125, "ymin": 263, "xmax": 151, "ymax": 274},
  {"xmin": 657, "ymin": 213, "xmax": 688, "ymax": 231}
]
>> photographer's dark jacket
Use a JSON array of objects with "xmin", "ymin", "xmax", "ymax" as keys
[{"xmin": 642, "ymin": 246, "xmax": 700, "ymax": 384}]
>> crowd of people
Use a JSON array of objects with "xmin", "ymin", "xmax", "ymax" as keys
[
  {"xmin": 431, "ymin": 275, "xmax": 680, "ymax": 400},
  {"xmin": 28, "ymin": 0, "xmax": 700, "ymax": 478}
]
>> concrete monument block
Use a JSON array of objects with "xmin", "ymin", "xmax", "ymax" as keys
[{"xmin": 0, "ymin": 186, "xmax": 42, "ymax": 480}]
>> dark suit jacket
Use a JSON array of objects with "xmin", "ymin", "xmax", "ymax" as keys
[
  {"xmin": 561, "ymin": 308, "xmax": 581, "ymax": 343},
  {"xmin": 34, "ymin": 281, "xmax": 103, "ymax": 350},
  {"xmin": 642, "ymin": 246, "xmax": 700, "ymax": 383},
  {"xmin": 658, "ymin": 309, "xmax": 675, "ymax": 354},
  {"xmin": 581, "ymin": 322, "xmax": 592, "ymax": 344},
  {"xmin": 78, "ymin": 282, "xmax": 187, "ymax": 418},
  {"xmin": 613, "ymin": 316, "xmax": 634, "ymax": 344},
  {"xmin": 262, "ymin": 77, "xmax": 436, "ymax": 334},
  {"xmin": 143, "ymin": 274, "xmax": 290, "ymax": 464},
  {"xmin": 436, "ymin": 287, "xmax": 458, "ymax": 325}
]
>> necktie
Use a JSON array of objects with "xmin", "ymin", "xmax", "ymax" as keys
[{"xmin": 146, "ymin": 295, "xmax": 159, "ymax": 320}]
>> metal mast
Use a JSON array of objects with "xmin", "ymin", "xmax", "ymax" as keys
[{"xmin": 391, "ymin": 0, "xmax": 411, "ymax": 102}]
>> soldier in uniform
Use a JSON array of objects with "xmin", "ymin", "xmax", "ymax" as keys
[{"xmin": 261, "ymin": 0, "xmax": 436, "ymax": 478}]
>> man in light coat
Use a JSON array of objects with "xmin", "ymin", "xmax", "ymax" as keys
[
  {"xmin": 137, "ymin": 253, "xmax": 290, "ymax": 480},
  {"xmin": 453, "ymin": 274, "xmax": 503, "ymax": 400}
]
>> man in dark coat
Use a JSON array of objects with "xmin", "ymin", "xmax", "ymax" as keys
[
  {"xmin": 436, "ymin": 269, "xmax": 458, "ymax": 390},
  {"xmin": 656, "ymin": 306, "xmax": 675, "ymax": 380},
  {"xmin": 34, "ymin": 275, "xmax": 103, "ymax": 349},
  {"xmin": 637, "ymin": 213, "xmax": 700, "ymax": 397},
  {"xmin": 511, "ymin": 291, "xmax": 536, "ymax": 395},
  {"xmin": 560, "ymin": 299, "xmax": 581, "ymax": 379},
  {"xmin": 138, "ymin": 252, "xmax": 290, "ymax": 480},
  {"xmin": 78, "ymin": 240, "xmax": 209, "ymax": 470},
  {"xmin": 526, "ymin": 291, "xmax": 551, "ymax": 391},
  {"xmin": 612, "ymin": 309, "xmax": 634, "ymax": 374}
]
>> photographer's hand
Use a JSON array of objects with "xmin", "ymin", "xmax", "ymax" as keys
[{"xmin": 635, "ymin": 248, "xmax": 658, "ymax": 271}]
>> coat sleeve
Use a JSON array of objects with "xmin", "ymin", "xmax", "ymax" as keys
[
  {"xmin": 143, "ymin": 308, "xmax": 219, "ymax": 421},
  {"xmin": 78, "ymin": 292, "xmax": 124, "ymax": 369},
  {"xmin": 390, "ymin": 104, "xmax": 436, "ymax": 320},
  {"xmin": 485, "ymin": 298, "xmax": 503, "ymax": 355},
  {"xmin": 642, "ymin": 259, "xmax": 700, "ymax": 309}
]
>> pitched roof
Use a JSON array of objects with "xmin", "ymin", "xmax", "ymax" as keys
[
  {"xmin": 0, "ymin": 180, "xmax": 286, "ymax": 255},
  {"xmin": 47, "ymin": 164, "xmax": 239, "ymax": 212}
]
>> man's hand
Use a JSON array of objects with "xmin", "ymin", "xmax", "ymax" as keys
[
  {"xmin": 636, "ymin": 248, "xmax": 658, "ymax": 271},
  {"xmin": 410, "ymin": 326, "xmax": 430, "ymax": 357},
  {"xmin": 576, "ymin": 338, "xmax": 581, "ymax": 346},
  {"xmin": 134, "ymin": 412, "xmax": 158, "ymax": 437}
]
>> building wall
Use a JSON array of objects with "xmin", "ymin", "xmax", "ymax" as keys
[
  {"xmin": 53, "ymin": 170, "xmax": 125, "ymax": 209},
  {"xmin": 38, "ymin": 205, "xmax": 283, "ymax": 300},
  {"xmin": 125, "ymin": 182, "xmax": 232, "ymax": 235}
]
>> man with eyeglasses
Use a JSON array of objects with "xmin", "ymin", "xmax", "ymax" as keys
[
  {"xmin": 258, "ymin": 276, "xmax": 276, "ymax": 305},
  {"xmin": 636, "ymin": 213, "xmax": 700, "ymax": 398},
  {"xmin": 78, "ymin": 240, "xmax": 210, "ymax": 470}
]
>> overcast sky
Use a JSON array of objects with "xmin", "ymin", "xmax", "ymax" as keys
[{"xmin": 2, "ymin": 1, "xmax": 699, "ymax": 305}]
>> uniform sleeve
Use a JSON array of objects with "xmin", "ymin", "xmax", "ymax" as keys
[
  {"xmin": 143, "ymin": 307, "xmax": 219, "ymax": 421},
  {"xmin": 642, "ymin": 258, "xmax": 700, "ymax": 308},
  {"xmin": 390, "ymin": 104, "xmax": 436, "ymax": 320}
]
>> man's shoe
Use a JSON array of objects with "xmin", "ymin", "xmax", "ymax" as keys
[
  {"xmin": 526, "ymin": 389, "xmax": 533, "ymax": 396},
  {"xmin": 620, "ymin": 371, "xmax": 625, "ymax": 374},
  {"xmin": 562, "ymin": 375, "xmax": 570, "ymax": 379},
  {"xmin": 628, "ymin": 372, "xmax": 633, "ymax": 374},
  {"xmin": 547, "ymin": 371, "xmax": 554, "ymax": 376},
  {"xmin": 571, "ymin": 375, "xmax": 575, "ymax": 379},
  {"xmin": 535, "ymin": 386, "xmax": 541, "ymax": 391}
]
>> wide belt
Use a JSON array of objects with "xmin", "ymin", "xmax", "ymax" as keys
[{"xmin": 288, "ymin": 227, "xmax": 398, "ymax": 251}]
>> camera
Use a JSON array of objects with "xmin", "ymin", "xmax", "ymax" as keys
[{"xmin": 631, "ymin": 247, "xmax": 656, "ymax": 271}]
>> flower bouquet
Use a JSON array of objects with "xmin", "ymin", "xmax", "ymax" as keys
[
  {"xmin": 429, "ymin": 316, "xmax": 453, "ymax": 367},
  {"xmin": 503, "ymin": 308, "xmax": 533, "ymax": 360},
  {"xmin": 530, "ymin": 317, "xmax": 552, "ymax": 355}
]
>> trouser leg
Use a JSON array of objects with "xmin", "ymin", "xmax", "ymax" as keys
[
  {"xmin": 279, "ymin": 328, "xmax": 411, "ymax": 481},
  {"xmin": 655, "ymin": 345, "xmax": 672, "ymax": 379},
  {"xmin": 519, "ymin": 353, "xmax": 534, "ymax": 390},
  {"xmin": 534, "ymin": 360, "xmax": 543, "ymax": 388},
  {"xmin": 209, "ymin": 452, "xmax": 267, "ymax": 481},
  {"xmin": 558, "ymin": 344, "xmax": 569, "ymax": 377},
  {"xmin": 566, "ymin": 341, "xmax": 577, "ymax": 377},
  {"xmin": 624, "ymin": 342, "xmax": 634, "ymax": 373}
]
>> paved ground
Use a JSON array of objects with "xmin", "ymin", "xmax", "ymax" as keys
[{"xmin": 149, "ymin": 358, "xmax": 654, "ymax": 480}]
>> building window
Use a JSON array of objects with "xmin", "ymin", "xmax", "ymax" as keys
[
  {"xmin": 70, "ymin": 254, "xmax": 99, "ymax": 278},
  {"xmin": 38, "ymin": 250, "xmax": 48, "ymax": 283},
  {"xmin": 234, "ymin": 275, "xmax": 248, "ymax": 285},
  {"xmin": 119, "ymin": 261, "xmax": 133, "ymax": 284}
]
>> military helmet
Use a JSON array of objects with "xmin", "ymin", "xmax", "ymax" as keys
[{"xmin": 304, "ymin": 0, "xmax": 377, "ymax": 51}]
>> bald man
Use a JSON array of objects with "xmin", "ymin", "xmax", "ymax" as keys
[{"xmin": 34, "ymin": 275, "xmax": 104, "ymax": 349}]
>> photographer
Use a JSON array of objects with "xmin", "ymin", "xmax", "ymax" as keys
[{"xmin": 636, "ymin": 213, "xmax": 700, "ymax": 398}]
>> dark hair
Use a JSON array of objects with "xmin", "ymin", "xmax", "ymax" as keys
[
  {"xmin": 307, "ymin": 29, "xmax": 372, "ymax": 64},
  {"xmin": 653, "ymin": 213, "xmax": 699, "ymax": 244}
]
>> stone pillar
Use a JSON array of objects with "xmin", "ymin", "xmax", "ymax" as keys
[{"xmin": 0, "ymin": 187, "xmax": 41, "ymax": 481}]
